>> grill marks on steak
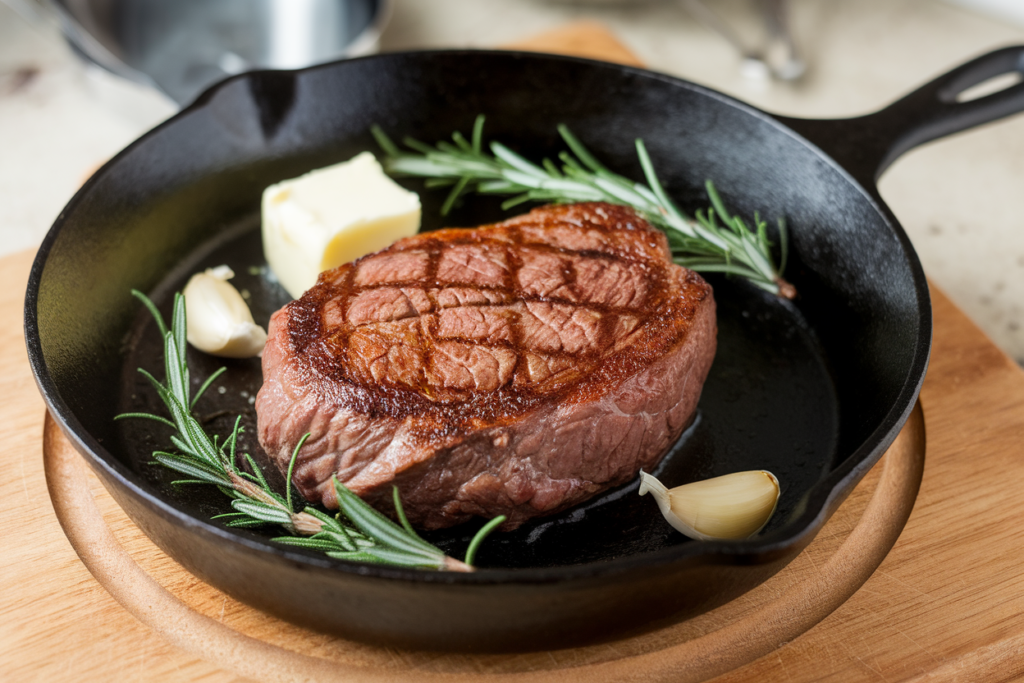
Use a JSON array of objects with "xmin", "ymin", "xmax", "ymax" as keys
[
  {"xmin": 257, "ymin": 202, "xmax": 717, "ymax": 530},
  {"xmin": 291, "ymin": 211, "xmax": 672, "ymax": 405}
]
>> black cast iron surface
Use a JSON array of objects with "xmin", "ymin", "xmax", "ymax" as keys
[{"xmin": 25, "ymin": 47, "xmax": 1024, "ymax": 651}]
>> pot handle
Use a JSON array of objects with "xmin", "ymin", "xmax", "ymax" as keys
[{"xmin": 774, "ymin": 45, "xmax": 1024, "ymax": 187}]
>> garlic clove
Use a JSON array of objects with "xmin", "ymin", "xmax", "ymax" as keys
[
  {"xmin": 183, "ymin": 266, "xmax": 268, "ymax": 358},
  {"xmin": 638, "ymin": 469, "xmax": 780, "ymax": 541}
]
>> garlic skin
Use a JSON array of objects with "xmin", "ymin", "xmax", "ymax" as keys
[
  {"xmin": 183, "ymin": 266, "xmax": 268, "ymax": 358},
  {"xmin": 638, "ymin": 470, "xmax": 780, "ymax": 541}
]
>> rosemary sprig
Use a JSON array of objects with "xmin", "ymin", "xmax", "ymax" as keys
[
  {"xmin": 372, "ymin": 115, "xmax": 795, "ymax": 298},
  {"xmin": 117, "ymin": 290, "xmax": 503, "ymax": 571}
]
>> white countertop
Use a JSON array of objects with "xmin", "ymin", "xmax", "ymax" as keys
[{"xmin": 4, "ymin": 0, "xmax": 1024, "ymax": 361}]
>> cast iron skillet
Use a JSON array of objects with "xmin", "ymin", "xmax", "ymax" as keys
[{"xmin": 25, "ymin": 48, "xmax": 1024, "ymax": 652}]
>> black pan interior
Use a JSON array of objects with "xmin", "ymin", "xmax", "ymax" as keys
[{"xmin": 32, "ymin": 52, "xmax": 925, "ymax": 575}]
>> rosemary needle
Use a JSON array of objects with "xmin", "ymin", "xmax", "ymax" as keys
[
  {"xmin": 372, "ymin": 115, "xmax": 795, "ymax": 298},
  {"xmin": 116, "ymin": 289, "xmax": 503, "ymax": 571}
]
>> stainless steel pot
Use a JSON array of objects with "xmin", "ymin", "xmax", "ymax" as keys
[{"xmin": 35, "ymin": 0, "xmax": 392, "ymax": 105}]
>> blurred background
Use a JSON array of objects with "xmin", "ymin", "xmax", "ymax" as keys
[{"xmin": 3, "ymin": 0, "xmax": 1024, "ymax": 363}]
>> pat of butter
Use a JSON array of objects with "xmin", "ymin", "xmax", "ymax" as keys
[{"xmin": 262, "ymin": 152, "xmax": 421, "ymax": 298}]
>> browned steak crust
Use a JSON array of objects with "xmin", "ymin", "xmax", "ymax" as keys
[{"xmin": 256, "ymin": 202, "xmax": 716, "ymax": 530}]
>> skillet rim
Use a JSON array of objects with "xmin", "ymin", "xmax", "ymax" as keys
[{"xmin": 24, "ymin": 48, "xmax": 931, "ymax": 585}]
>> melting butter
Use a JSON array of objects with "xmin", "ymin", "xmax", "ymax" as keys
[{"xmin": 261, "ymin": 152, "xmax": 421, "ymax": 299}]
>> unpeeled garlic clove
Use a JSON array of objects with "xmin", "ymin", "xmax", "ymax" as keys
[
  {"xmin": 638, "ymin": 469, "xmax": 780, "ymax": 541},
  {"xmin": 183, "ymin": 266, "xmax": 268, "ymax": 358}
]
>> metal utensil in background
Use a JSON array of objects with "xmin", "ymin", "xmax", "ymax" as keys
[
  {"xmin": 758, "ymin": 0, "xmax": 804, "ymax": 80},
  {"xmin": 5, "ymin": 0, "xmax": 392, "ymax": 107},
  {"xmin": 680, "ymin": 0, "xmax": 805, "ymax": 83}
]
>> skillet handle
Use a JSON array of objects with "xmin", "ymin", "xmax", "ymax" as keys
[{"xmin": 775, "ymin": 45, "xmax": 1024, "ymax": 187}]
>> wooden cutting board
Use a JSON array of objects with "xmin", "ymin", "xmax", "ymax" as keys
[{"xmin": 5, "ymin": 23, "xmax": 1024, "ymax": 682}]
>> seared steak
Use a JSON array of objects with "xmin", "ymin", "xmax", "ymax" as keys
[{"xmin": 256, "ymin": 202, "xmax": 716, "ymax": 530}]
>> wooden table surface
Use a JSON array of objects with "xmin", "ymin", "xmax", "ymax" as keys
[{"xmin": 5, "ymin": 24, "xmax": 1024, "ymax": 682}]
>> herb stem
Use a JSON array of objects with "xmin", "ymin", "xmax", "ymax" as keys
[
  {"xmin": 373, "ymin": 116, "xmax": 795, "ymax": 298},
  {"xmin": 464, "ymin": 515, "xmax": 507, "ymax": 566},
  {"xmin": 285, "ymin": 432, "xmax": 310, "ymax": 514}
]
